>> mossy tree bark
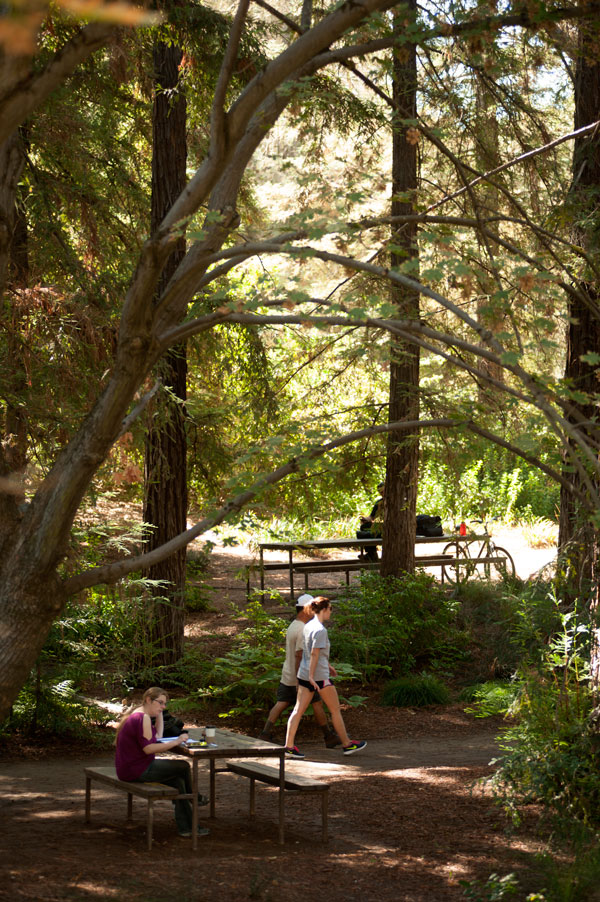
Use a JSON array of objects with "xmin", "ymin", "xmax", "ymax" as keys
[{"xmin": 142, "ymin": 26, "xmax": 188, "ymax": 667}]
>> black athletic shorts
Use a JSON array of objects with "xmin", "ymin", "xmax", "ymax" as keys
[
  {"xmin": 276, "ymin": 682, "xmax": 322, "ymax": 703},
  {"xmin": 297, "ymin": 677, "xmax": 333, "ymax": 692}
]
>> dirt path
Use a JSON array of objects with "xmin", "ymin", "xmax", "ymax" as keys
[
  {"xmin": 0, "ymin": 708, "xmax": 539, "ymax": 902},
  {"xmin": 0, "ymin": 715, "xmax": 546, "ymax": 902},
  {"xmin": 0, "ymin": 528, "xmax": 553, "ymax": 901}
]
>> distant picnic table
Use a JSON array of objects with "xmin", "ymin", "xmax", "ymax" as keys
[{"xmin": 257, "ymin": 534, "xmax": 474, "ymax": 601}]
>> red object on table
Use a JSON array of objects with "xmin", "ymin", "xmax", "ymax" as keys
[{"xmin": 459, "ymin": 522, "xmax": 466, "ymax": 536}]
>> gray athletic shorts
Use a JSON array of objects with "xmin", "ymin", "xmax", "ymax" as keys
[{"xmin": 276, "ymin": 682, "xmax": 322, "ymax": 703}]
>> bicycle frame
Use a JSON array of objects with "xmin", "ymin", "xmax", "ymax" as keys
[{"xmin": 443, "ymin": 520, "xmax": 515, "ymax": 583}]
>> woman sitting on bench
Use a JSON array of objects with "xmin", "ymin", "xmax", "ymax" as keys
[{"xmin": 115, "ymin": 686, "xmax": 209, "ymax": 839}]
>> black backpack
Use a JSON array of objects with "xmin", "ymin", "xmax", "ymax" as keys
[
  {"xmin": 162, "ymin": 710, "xmax": 186, "ymax": 737},
  {"xmin": 416, "ymin": 514, "xmax": 443, "ymax": 537}
]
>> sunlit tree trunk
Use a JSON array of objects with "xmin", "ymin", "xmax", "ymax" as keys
[
  {"xmin": 473, "ymin": 71, "xmax": 505, "ymax": 397},
  {"xmin": 381, "ymin": 0, "xmax": 420, "ymax": 578},
  {"xmin": 142, "ymin": 29, "xmax": 188, "ymax": 666}
]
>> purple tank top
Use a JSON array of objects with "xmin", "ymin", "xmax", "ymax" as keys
[{"xmin": 115, "ymin": 711, "xmax": 156, "ymax": 781}]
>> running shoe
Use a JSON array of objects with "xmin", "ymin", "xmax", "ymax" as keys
[
  {"xmin": 343, "ymin": 740, "xmax": 367, "ymax": 756},
  {"xmin": 285, "ymin": 745, "xmax": 305, "ymax": 759}
]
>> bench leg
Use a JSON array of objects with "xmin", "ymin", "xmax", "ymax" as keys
[
  {"xmin": 127, "ymin": 792, "xmax": 133, "ymax": 822},
  {"xmin": 147, "ymin": 800, "xmax": 154, "ymax": 851},
  {"xmin": 321, "ymin": 792, "xmax": 328, "ymax": 843},
  {"xmin": 249, "ymin": 777, "xmax": 256, "ymax": 817},
  {"xmin": 278, "ymin": 758, "xmax": 285, "ymax": 845},
  {"xmin": 85, "ymin": 776, "xmax": 91, "ymax": 823}
]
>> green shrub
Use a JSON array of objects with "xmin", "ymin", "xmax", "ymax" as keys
[
  {"xmin": 39, "ymin": 576, "xmax": 207, "ymax": 693},
  {"xmin": 455, "ymin": 578, "xmax": 560, "ymax": 680},
  {"xmin": 489, "ymin": 603, "xmax": 600, "ymax": 828},
  {"xmin": 381, "ymin": 673, "xmax": 450, "ymax": 707},
  {"xmin": 2, "ymin": 678, "xmax": 112, "ymax": 742},
  {"xmin": 418, "ymin": 455, "xmax": 559, "ymax": 523},
  {"xmin": 332, "ymin": 570, "xmax": 467, "ymax": 681},
  {"xmin": 460, "ymin": 680, "xmax": 519, "ymax": 718},
  {"xmin": 534, "ymin": 831, "xmax": 600, "ymax": 902},
  {"xmin": 202, "ymin": 645, "xmax": 283, "ymax": 716},
  {"xmin": 185, "ymin": 582, "xmax": 214, "ymax": 612},
  {"xmin": 194, "ymin": 600, "xmax": 288, "ymax": 716},
  {"xmin": 459, "ymin": 872, "xmax": 520, "ymax": 901},
  {"xmin": 129, "ymin": 646, "xmax": 213, "ymax": 692},
  {"xmin": 186, "ymin": 541, "xmax": 215, "ymax": 575}
]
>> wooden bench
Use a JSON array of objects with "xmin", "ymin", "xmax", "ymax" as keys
[
  {"xmin": 226, "ymin": 761, "xmax": 329, "ymax": 842},
  {"xmin": 84, "ymin": 765, "xmax": 191, "ymax": 851},
  {"xmin": 293, "ymin": 554, "xmax": 454, "ymax": 591}
]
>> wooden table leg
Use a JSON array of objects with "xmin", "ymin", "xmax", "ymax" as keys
[
  {"xmin": 289, "ymin": 549, "xmax": 294, "ymax": 602},
  {"xmin": 85, "ymin": 775, "xmax": 91, "ymax": 822},
  {"xmin": 260, "ymin": 547, "xmax": 265, "ymax": 593},
  {"xmin": 210, "ymin": 758, "xmax": 216, "ymax": 819}
]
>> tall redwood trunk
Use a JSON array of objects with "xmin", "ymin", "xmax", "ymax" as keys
[
  {"xmin": 558, "ymin": 23, "xmax": 600, "ymax": 628},
  {"xmin": 4, "ymin": 125, "xmax": 30, "ymax": 479},
  {"xmin": 142, "ymin": 31, "xmax": 188, "ymax": 665},
  {"xmin": 381, "ymin": 0, "xmax": 420, "ymax": 578},
  {"xmin": 0, "ymin": 131, "xmax": 26, "ymax": 297}
]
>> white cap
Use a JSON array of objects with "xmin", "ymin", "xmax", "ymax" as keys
[{"xmin": 296, "ymin": 593, "xmax": 313, "ymax": 608}]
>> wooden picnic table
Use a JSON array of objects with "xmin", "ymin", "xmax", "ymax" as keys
[
  {"xmin": 176, "ymin": 727, "xmax": 286, "ymax": 848},
  {"xmin": 257, "ymin": 534, "xmax": 485, "ymax": 600}
]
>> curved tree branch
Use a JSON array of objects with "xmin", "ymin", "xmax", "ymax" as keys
[{"xmin": 0, "ymin": 23, "xmax": 115, "ymax": 144}]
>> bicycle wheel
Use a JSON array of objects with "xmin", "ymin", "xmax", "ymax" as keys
[
  {"xmin": 442, "ymin": 543, "xmax": 478, "ymax": 584},
  {"xmin": 489, "ymin": 545, "xmax": 516, "ymax": 580}
]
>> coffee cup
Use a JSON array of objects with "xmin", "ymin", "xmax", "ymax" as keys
[{"xmin": 205, "ymin": 726, "xmax": 216, "ymax": 739}]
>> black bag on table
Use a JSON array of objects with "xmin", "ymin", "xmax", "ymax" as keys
[
  {"xmin": 162, "ymin": 710, "xmax": 186, "ymax": 737},
  {"xmin": 416, "ymin": 514, "xmax": 443, "ymax": 537}
]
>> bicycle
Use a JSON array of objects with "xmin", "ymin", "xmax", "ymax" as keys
[{"xmin": 441, "ymin": 518, "xmax": 516, "ymax": 584}]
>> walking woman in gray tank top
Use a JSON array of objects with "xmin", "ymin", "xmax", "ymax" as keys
[{"xmin": 283, "ymin": 597, "xmax": 367, "ymax": 760}]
